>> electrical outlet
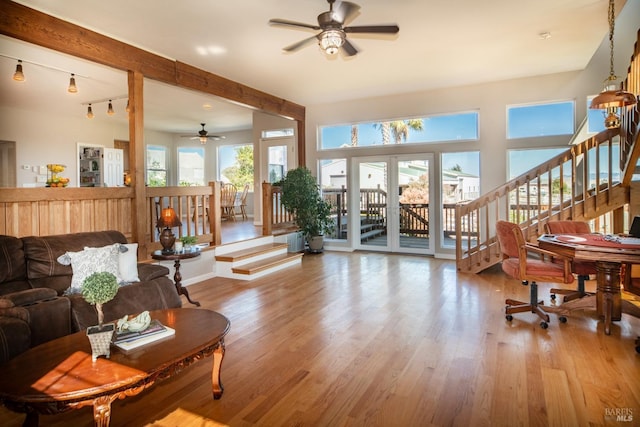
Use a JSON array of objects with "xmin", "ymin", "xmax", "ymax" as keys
[{"xmin": 23, "ymin": 164, "xmax": 30, "ymax": 170}]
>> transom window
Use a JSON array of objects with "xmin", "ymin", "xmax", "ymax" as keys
[
  {"xmin": 320, "ymin": 111, "xmax": 479, "ymax": 150},
  {"xmin": 507, "ymin": 101, "xmax": 574, "ymax": 139}
]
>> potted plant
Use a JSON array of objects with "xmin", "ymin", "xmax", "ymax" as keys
[
  {"xmin": 280, "ymin": 166, "xmax": 334, "ymax": 252},
  {"xmin": 82, "ymin": 271, "xmax": 119, "ymax": 360},
  {"xmin": 179, "ymin": 235, "xmax": 198, "ymax": 250}
]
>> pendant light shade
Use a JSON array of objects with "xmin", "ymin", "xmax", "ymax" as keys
[
  {"xmin": 13, "ymin": 60, "xmax": 24, "ymax": 81},
  {"xmin": 589, "ymin": 0, "xmax": 637, "ymax": 129}
]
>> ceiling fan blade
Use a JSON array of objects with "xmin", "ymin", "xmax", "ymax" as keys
[
  {"xmin": 269, "ymin": 19, "xmax": 320, "ymax": 31},
  {"xmin": 283, "ymin": 35, "xmax": 319, "ymax": 52},
  {"xmin": 342, "ymin": 39, "xmax": 358, "ymax": 57},
  {"xmin": 333, "ymin": 1, "xmax": 361, "ymax": 25},
  {"xmin": 344, "ymin": 25, "xmax": 399, "ymax": 34}
]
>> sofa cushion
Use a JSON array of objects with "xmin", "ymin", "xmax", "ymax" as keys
[
  {"xmin": 62, "ymin": 244, "xmax": 122, "ymax": 294},
  {"xmin": 22, "ymin": 231, "xmax": 128, "ymax": 295},
  {"xmin": 119, "ymin": 243, "xmax": 140, "ymax": 283},
  {"xmin": 0, "ymin": 235, "xmax": 30, "ymax": 295}
]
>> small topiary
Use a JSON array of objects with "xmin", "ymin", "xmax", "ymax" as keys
[{"xmin": 82, "ymin": 271, "xmax": 119, "ymax": 328}]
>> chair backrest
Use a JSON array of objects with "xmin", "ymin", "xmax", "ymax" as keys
[
  {"xmin": 544, "ymin": 220, "xmax": 591, "ymax": 234},
  {"xmin": 239, "ymin": 183, "xmax": 249, "ymax": 204},
  {"xmin": 221, "ymin": 183, "xmax": 237, "ymax": 206},
  {"xmin": 496, "ymin": 220, "xmax": 524, "ymax": 260}
]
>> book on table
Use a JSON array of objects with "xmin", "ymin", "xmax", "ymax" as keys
[{"xmin": 112, "ymin": 319, "xmax": 175, "ymax": 352}]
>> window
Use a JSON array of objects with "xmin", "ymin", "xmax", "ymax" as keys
[
  {"xmin": 441, "ymin": 152, "xmax": 480, "ymax": 247},
  {"xmin": 178, "ymin": 147, "xmax": 205, "ymax": 186},
  {"xmin": 218, "ymin": 144, "xmax": 254, "ymax": 191},
  {"xmin": 319, "ymin": 111, "xmax": 479, "ymax": 150},
  {"xmin": 587, "ymin": 96, "xmax": 608, "ymax": 134},
  {"xmin": 508, "ymin": 148, "xmax": 566, "ymax": 179},
  {"xmin": 507, "ymin": 101, "xmax": 574, "ymax": 139},
  {"xmin": 146, "ymin": 145, "xmax": 167, "ymax": 187},
  {"xmin": 262, "ymin": 128, "xmax": 294, "ymax": 138}
]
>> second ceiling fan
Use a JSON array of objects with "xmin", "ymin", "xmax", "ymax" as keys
[
  {"xmin": 181, "ymin": 123, "xmax": 225, "ymax": 144},
  {"xmin": 269, "ymin": 0, "xmax": 399, "ymax": 57}
]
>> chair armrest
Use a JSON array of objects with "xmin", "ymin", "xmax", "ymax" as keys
[
  {"xmin": 525, "ymin": 243, "xmax": 571, "ymax": 261},
  {"xmin": 1, "ymin": 288, "xmax": 58, "ymax": 307}
]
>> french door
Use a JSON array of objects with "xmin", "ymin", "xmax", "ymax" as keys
[{"xmin": 352, "ymin": 154, "xmax": 434, "ymax": 254}]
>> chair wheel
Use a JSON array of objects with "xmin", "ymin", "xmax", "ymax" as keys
[
  {"xmin": 506, "ymin": 314, "xmax": 513, "ymax": 321},
  {"xmin": 559, "ymin": 316, "xmax": 567, "ymax": 323},
  {"xmin": 540, "ymin": 321, "xmax": 548, "ymax": 329},
  {"xmin": 550, "ymin": 294, "xmax": 556, "ymax": 300}
]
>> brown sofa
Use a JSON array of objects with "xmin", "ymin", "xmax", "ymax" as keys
[{"xmin": 0, "ymin": 230, "xmax": 182, "ymax": 362}]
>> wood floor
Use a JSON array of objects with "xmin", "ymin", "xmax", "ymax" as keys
[{"xmin": 1, "ymin": 252, "xmax": 639, "ymax": 426}]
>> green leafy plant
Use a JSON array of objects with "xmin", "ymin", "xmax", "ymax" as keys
[
  {"xmin": 82, "ymin": 272, "xmax": 119, "ymax": 328},
  {"xmin": 280, "ymin": 166, "xmax": 334, "ymax": 240},
  {"xmin": 179, "ymin": 235, "xmax": 197, "ymax": 245}
]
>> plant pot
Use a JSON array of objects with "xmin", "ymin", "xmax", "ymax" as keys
[
  {"xmin": 307, "ymin": 235, "xmax": 324, "ymax": 253},
  {"xmin": 87, "ymin": 323, "xmax": 115, "ymax": 361}
]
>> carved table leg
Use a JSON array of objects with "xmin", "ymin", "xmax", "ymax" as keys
[
  {"xmin": 596, "ymin": 260, "xmax": 622, "ymax": 335},
  {"xmin": 173, "ymin": 259, "xmax": 200, "ymax": 307},
  {"xmin": 211, "ymin": 339, "xmax": 226, "ymax": 399},
  {"xmin": 92, "ymin": 395, "xmax": 114, "ymax": 427}
]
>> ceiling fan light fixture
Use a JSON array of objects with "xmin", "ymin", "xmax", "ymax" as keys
[
  {"xmin": 319, "ymin": 30, "xmax": 344, "ymax": 55},
  {"xmin": 13, "ymin": 60, "xmax": 24, "ymax": 82},
  {"xmin": 67, "ymin": 73, "xmax": 78, "ymax": 93},
  {"xmin": 588, "ymin": 0, "xmax": 637, "ymax": 128}
]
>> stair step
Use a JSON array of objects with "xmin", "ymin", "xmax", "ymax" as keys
[
  {"xmin": 215, "ymin": 243, "xmax": 288, "ymax": 262},
  {"xmin": 232, "ymin": 252, "xmax": 303, "ymax": 275}
]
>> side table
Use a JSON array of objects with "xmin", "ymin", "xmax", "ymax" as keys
[{"xmin": 151, "ymin": 249, "xmax": 201, "ymax": 306}]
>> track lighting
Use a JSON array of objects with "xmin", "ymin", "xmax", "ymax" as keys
[
  {"xmin": 13, "ymin": 60, "xmax": 24, "ymax": 81},
  {"xmin": 86, "ymin": 104, "xmax": 94, "ymax": 119},
  {"xmin": 125, "ymin": 99, "xmax": 130, "ymax": 113},
  {"xmin": 107, "ymin": 100, "xmax": 115, "ymax": 116},
  {"xmin": 67, "ymin": 73, "xmax": 77, "ymax": 93}
]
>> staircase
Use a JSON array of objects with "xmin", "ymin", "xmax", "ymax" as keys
[
  {"xmin": 215, "ymin": 235, "xmax": 303, "ymax": 280},
  {"xmin": 455, "ymin": 30, "xmax": 640, "ymax": 274}
]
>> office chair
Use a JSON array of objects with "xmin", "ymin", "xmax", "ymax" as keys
[
  {"xmin": 496, "ymin": 220, "xmax": 575, "ymax": 329},
  {"xmin": 544, "ymin": 220, "xmax": 597, "ymax": 302}
]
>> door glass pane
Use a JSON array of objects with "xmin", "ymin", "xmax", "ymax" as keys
[
  {"xmin": 441, "ymin": 152, "xmax": 480, "ymax": 248},
  {"xmin": 320, "ymin": 159, "xmax": 347, "ymax": 240},
  {"xmin": 359, "ymin": 161, "xmax": 387, "ymax": 246},
  {"xmin": 267, "ymin": 146, "xmax": 287, "ymax": 184},
  {"xmin": 398, "ymin": 159, "xmax": 430, "ymax": 250}
]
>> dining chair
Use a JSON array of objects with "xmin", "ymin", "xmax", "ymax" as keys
[
  {"xmin": 220, "ymin": 183, "xmax": 238, "ymax": 221},
  {"xmin": 235, "ymin": 183, "xmax": 250, "ymax": 221},
  {"xmin": 544, "ymin": 220, "xmax": 597, "ymax": 302},
  {"xmin": 496, "ymin": 220, "xmax": 575, "ymax": 328}
]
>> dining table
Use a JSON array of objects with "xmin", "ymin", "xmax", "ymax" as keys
[{"xmin": 538, "ymin": 233, "xmax": 640, "ymax": 335}]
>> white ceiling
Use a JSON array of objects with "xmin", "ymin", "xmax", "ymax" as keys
[{"xmin": 1, "ymin": 0, "xmax": 617, "ymax": 135}]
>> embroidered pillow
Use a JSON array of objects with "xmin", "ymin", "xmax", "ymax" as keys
[
  {"xmin": 61, "ymin": 244, "xmax": 121, "ymax": 294},
  {"xmin": 119, "ymin": 243, "xmax": 140, "ymax": 284}
]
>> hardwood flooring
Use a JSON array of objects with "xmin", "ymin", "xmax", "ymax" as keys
[{"xmin": 1, "ymin": 252, "xmax": 639, "ymax": 426}]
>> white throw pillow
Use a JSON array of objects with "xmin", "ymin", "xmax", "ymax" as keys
[
  {"xmin": 119, "ymin": 243, "xmax": 140, "ymax": 283},
  {"xmin": 61, "ymin": 244, "xmax": 121, "ymax": 294}
]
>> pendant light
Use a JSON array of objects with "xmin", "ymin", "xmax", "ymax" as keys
[
  {"xmin": 86, "ymin": 104, "xmax": 94, "ymax": 119},
  {"xmin": 589, "ymin": 0, "xmax": 637, "ymax": 129},
  {"xmin": 13, "ymin": 60, "xmax": 24, "ymax": 81}
]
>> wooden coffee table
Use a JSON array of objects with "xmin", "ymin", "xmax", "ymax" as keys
[{"xmin": 0, "ymin": 308, "xmax": 230, "ymax": 426}]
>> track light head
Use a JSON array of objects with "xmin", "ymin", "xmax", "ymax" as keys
[
  {"xmin": 86, "ymin": 104, "xmax": 94, "ymax": 119},
  {"xmin": 107, "ymin": 100, "xmax": 115, "ymax": 116},
  {"xmin": 13, "ymin": 60, "xmax": 24, "ymax": 82},
  {"xmin": 68, "ymin": 73, "xmax": 77, "ymax": 93}
]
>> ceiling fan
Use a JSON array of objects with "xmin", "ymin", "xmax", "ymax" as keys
[
  {"xmin": 181, "ymin": 123, "xmax": 225, "ymax": 144},
  {"xmin": 269, "ymin": 0, "xmax": 399, "ymax": 57}
]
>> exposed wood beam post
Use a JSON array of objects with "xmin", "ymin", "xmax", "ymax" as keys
[{"xmin": 128, "ymin": 71, "xmax": 147, "ymax": 258}]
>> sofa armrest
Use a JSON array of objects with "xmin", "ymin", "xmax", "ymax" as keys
[
  {"xmin": 0, "ymin": 316, "xmax": 31, "ymax": 363},
  {"xmin": 1, "ymin": 288, "xmax": 58, "ymax": 307},
  {"xmin": 137, "ymin": 263, "xmax": 170, "ymax": 282},
  {"xmin": 0, "ymin": 306, "xmax": 29, "ymax": 323}
]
